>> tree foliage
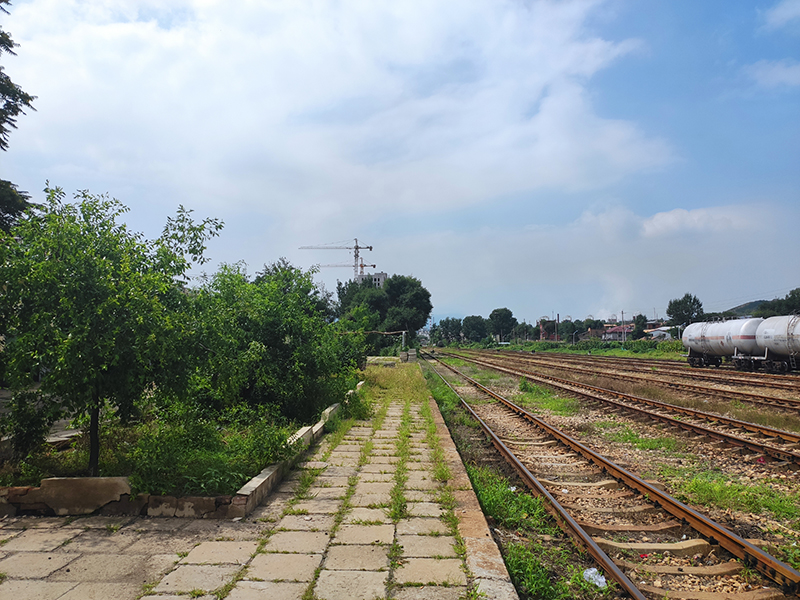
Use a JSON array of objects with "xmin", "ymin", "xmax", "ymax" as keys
[
  {"xmin": 0, "ymin": 0, "xmax": 35, "ymax": 152},
  {"xmin": 336, "ymin": 274, "xmax": 432, "ymax": 351},
  {"xmin": 489, "ymin": 308, "xmax": 517, "ymax": 342},
  {"xmin": 462, "ymin": 315, "xmax": 488, "ymax": 343},
  {"xmin": 0, "ymin": 186, "xmax": 222, "ymax": 475},
  {"xmin": 753, "ymin": 288, "xmax": 800, "ymax": 318},
  {"xmin": 667, "ymin": 293, "xmax": 704, "ymax": 327}
]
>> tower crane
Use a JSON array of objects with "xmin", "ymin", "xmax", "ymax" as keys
[{"xmin": 299, "ymin": 238, "xmax": 373, "ymax": 279}]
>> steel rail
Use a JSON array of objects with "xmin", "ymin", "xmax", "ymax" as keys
[
  {"xmin": 460, "ymin": 349, "xmax": 800, "ymax": 411},
  {"xmin": 444, "ymin": 351, "xmax": 800, "ymax": 464},
  {"xmin": 511, "ymin": 350, "xmax": 800, "ymax": 393},
  {"xmin": 512, "ymin": 351, "xmax": 800, "ymax": 387},
  {"xmin": 429, "ymin": 353, "xmax": 800, "ymax": 594},
  {"xmin": 422, "ymin": 355, "xmax": 647, "ymax": 600}
]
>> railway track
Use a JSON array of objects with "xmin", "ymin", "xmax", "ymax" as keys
[
  {"xmin": 459, "ymin": 349, "xmax": 800, "ymax": 413},
  {"xmin": 440, "ymin": 351, "xmax": 800, "ymax": 468},
  {"xmin": 519, "ymin": 352, "xmax": 800, "ymax": 392},
  {"xmin": 424, "ymin": 353, "xmax": 800, "ymax": 599}
]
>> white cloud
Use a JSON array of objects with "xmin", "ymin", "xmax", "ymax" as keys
[
  {"xmin": 745, "ymin": 59, "xmax": 800, "ymax": 87},
  {"xmin": 764, "ymin": 0, "xmax": 800, "ymax": 30},
  {"xmin": 6, "ymin": 0, "xmax": 670, "ymax": 226},
  {"xmin": 640, "ymin": 206, "xmax": 754, "ymax": 238}
]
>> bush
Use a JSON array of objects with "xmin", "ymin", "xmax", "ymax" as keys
[{"xmin": 0, "ymin": 391, "xmax": 62, "ymax": 460}]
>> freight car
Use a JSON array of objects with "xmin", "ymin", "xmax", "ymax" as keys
[{"xmin": 682, "ymin": 315, "xmax": 800, "ymax": 373}]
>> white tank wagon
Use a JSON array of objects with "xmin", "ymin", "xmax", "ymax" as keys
[{"xmin": 682, "ymin": 315, "xmax": 800, "ymax": 372}]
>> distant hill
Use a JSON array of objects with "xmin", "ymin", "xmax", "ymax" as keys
[{"xmin": 727, "ymin": 300, "xmax": 766, "ymax": 316}]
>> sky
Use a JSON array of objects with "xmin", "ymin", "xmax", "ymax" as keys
[{"xmin": 2, "ymin": 0, "xmax": 799, "ymax": 326}]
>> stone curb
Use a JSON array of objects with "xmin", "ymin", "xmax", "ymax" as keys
[
  {"xmin": 428, "ymin": 395, "xmax": 520, "ymax": 599},
  {"xmin": 0, "ymin": 403, "xmax": 340, "ymax": 519}
]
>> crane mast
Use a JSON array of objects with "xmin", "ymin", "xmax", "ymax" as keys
[{"xmin": 299, "ymin": 238, "xmax": 374, "ymax": 279}]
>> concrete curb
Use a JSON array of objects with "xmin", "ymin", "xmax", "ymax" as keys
[{"xmin": 0, "ymin": 403, "xmax": 341, "ymax": 519}]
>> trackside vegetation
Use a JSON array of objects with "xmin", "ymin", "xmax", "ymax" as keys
[{"xmin": 0, "ymin": 187, "xmax": 372, "ymax": 494}]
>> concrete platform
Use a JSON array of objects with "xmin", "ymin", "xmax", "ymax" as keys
[{"xmin": 0, "ymin": 377, "xmax": 517, "ymax": 600}]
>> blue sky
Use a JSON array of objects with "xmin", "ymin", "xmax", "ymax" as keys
[{"xmin": 2, "ymin": 0, "xmax": 798, "ymax": 326}]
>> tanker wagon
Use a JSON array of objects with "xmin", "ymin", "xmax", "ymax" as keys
[{"xmin": 682, "ymin": 315, "xmax": 800, "ymax": 373}]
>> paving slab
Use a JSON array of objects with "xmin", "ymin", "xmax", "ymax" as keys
[
  {"xmin": 0, "ymin": 580, "xmax": 78, "ymax": 600},
  {"xmin": 0, "ymin": 551, "xmax": 80, "ymax": 577},
  {"xmin": 1, "ymin": 529, "xmax": 79, "ymax": 552},
  {"xmin": 354, "ymin": 482, "xmax": 393, "ymax": 495},
  {"xmin": 394, "ymin": 557, "xmax": 467, "ymax": 585},
  {"xmin": 397, "ymin": 534, "xmax": 458, "ymax": 558},
  {"xmin": 392, "ymin": 585, "xmax": 468, "ymax": 600},
  {"xmin": 49, "ymin": 553, "xmax": 175, "ymax": 583},
  {"xmin": 4, "ymin": 517, "xmax": 66, "ymax": 530},
  {"xmin": 359, "ymin": 472, "xmax": 394, "ymax": 482},
  {"xmin": 181, "ymin": 540, "xmax": 258, "ymax": 564},
  {"xmin": 350, "ymin": 492, "xmax": 390, "ymax": 507},
  {"xmin": 55, "ymin": 529, "xmax": 137, "ymax": 553},
  {"xmin": 264, "ymin": 530, "xmax": 331, "ymax": 553},
  {"xmin": 333, "ymin": 524, "xmax": 394, "ymax": 545},
  {"xmin": 248, "ymin": 552, "xmax": 322, "ymax": 581},
  {"xmin": 121, "ymin": 533, "xmax": 201, "ymax": 555},
  {"xmin": 314, "ymin": 569, "xmax": 388, "ymax": 600},
  {"xmin": 305, "ymin": 487, "xmax": 345, "ymax": 500},
  {"xmin": 55, "ymin": 582, "xmax": 142, "ymax": 600},
  {"xmin": 343, "ymin": 508, "xmax": 389, "ymax": 524},
  {"xmin": 154, "ymin": 564, "xmax": 240, "ymax": 594},
  {"xmin": 314, "ymin": 476, "xmax": 350, "ymax": 487},
  {"xmin": 396, "ymin": 518, "xmax": 447, "ymax": 536},
  {"xmin": 277, "ymin": 513, "xmax": 336, "ymax": 531},
  {"xmin": 228, "ymin": 580, "xmax": 306, "ymax": 600},
  {"xmin": 408, "ymin": 502, "xmax": 443, "ymax": 517},
  {"xmin": 324, "ymin": 544, "xmax": 389, "ymax": 570},
  {"xmin": 292, "ymin": 499, "xmax": 341, "ymax": 514},
  {"xmin": 360, "ymin": 463, "xmax": 396, "ymax": 473}
]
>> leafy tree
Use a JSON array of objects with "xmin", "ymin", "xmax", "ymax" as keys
[
  {"xmin": 0, "ymin": 1, "xmax": 35, "ymax": 152},
  {"xmin": 191, "ymin": 262, "xmax": 355, "ymax": 420},
  {"xmin": 462, "ymin": 315, "xmax": 488, "ymax": 342},
  {"xmin": 631, "ymin": 314, "xmax": 648, "ymax": 340},
  {"xmin": 0, "ymin": 186, "xmax": 222, "ymax": 476},
  {"xmin": 1, "ymin": 3, "xmax": 36, "ymax": 229},
  {"xmin": 753, "ymin": 288, "xmax": 800, "ymax": 318},
  {"xmin": 439, "ymin": 317, "xmax": 462, "ymax": 344},
  {"xmin": 489, "ymin": 308, "xmax": 517, "ymax": 342},
  {"xmin": 667, "ymin": 293, "xmax": 704, "ymax": 327},
  {"xmin": 383, "ymin": 275, "xmax": 432, "ymax": 339}
]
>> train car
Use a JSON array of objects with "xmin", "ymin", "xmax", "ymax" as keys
[{"xmin": 682, "ymin": 315, "xmax": 800, "ymax": 372}]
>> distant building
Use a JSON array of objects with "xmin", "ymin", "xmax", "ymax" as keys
[
  {"xmin": 357, "ymin": 271, "xmax": 388, "ymax": 288},
  {"xmin": 645, "ymin": 326, "xmax": 673, "ymax": 340},
  {"xmin": 602, "ymin": 324, "xmax": 634, "ymax": 342}
]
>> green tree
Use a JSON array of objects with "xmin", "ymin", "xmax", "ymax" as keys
[
  {"xmin": 191, "ymin": 262, "xmax": 356, "ymax": 420},
  {"xmin": 462, "ymin": 315, "xmax": 488, "ymax": 343},
  {"xmin": 0, "ymin": 1, "xmax": 35, "ymax": 152},
  {"xmin": 1, "ymin": 2, "xmax": 37, "ymax": 229},
  {"xmin": 631, "ymin": 314, "xmax": 648, "ymax": 340},
  {"xmin": 667, "ymin": 293, "xmax": 704, "ymax": 327},
  {"xmin": 383, "ymin": 275, "xmax": 433, "ymax": 340},
  {"xmin": 489, "ymin": 308, "xmax": 517, "ymax": 342},
  {"xmin": 0, "ymin": 186, "xmax": 222, "ymax": 476},
  {"xmin": 753, "ymin": 288, "xmax": 800, "ymax": 318},
  {"xmin": 439, "ymin": 317, "xmax": 462, "ymax": 344}
]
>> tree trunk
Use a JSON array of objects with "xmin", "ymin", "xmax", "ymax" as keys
[{"xmin": 88, "ymin": 392, "xmax": 100, "ymax": 477}]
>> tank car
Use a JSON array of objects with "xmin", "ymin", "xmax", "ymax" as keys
[{"xmin": 682, "ymin": 315, "xmax": 799, "ymax": 372}]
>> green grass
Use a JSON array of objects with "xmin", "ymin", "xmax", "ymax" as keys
[
  {"xmin": 517, "ymin": 379, "xmax": 580, "ymax": 416},
  {"xmin": 605, "ymin": 426, "xmax": 679, "ymax": 451},
  {"xmin": 660, "ymin": 465, "xmax": 800, "ymax": 521}
]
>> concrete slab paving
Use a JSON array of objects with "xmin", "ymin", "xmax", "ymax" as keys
[
  {"xmin": 0, "ymin": 580, "xmax": 78, "ymax": 600},
  {"xmin": 343, "ymin": 508, "xmax": 389, "ymax": 524},
  {"xmin": 291, "ymin": 499, "xmax": 341, "ymax": 514},
  {"xmin": 397, "ymin": 534, "xmax": 458, "ymax": 557},
  {"xmin": 396, "ymin": 517, "xmax": 448, "ymax": 536},
  {"xmin": 314, "ymin": 569, "xmax": 388, "ymax": 600},
  {"xmin": 333, "ymin": 524, "xmax": 394, "ymax": 545},
  {"xmin": 394, "ymin": 557, "xmax": 467, "ymax": 585},
  {"xmin": 181, "ymin": 540, "xmax": 258, "ymax": 564},
  {"xmin": 0, "ymin": 551, "xmax": 79, "ymax": 578},
  {"xmin": 56, "ymin": 582, "xmax": 142, "ymax": 600},
  {"xmin": 264, "ymin": 530, "xmax": 331, "ymax": 553},
  {"xmin": 392, "ymin": 586, "xmax": 468, "ymax": 600},
  {"xmin": 1, "ymin": 529, "xmax": 79, "ymax": 552},
  {"xmin": 248, "ymin": 552, "xmax": 322, "ymax": 581},
  {"xmin": 324, "ymin": 544, "xmax": 389, "ymax": 570},
  {"xmin": 154, "ymin": 564, "xmax": 240, "ymax": 594},
  {"xmin": 228, "ymin": 580, "xmax": 306, "ymax": 600},
  {"xmin": 277, "ymin": 513, "xmax": 336, "ymax": 531}
]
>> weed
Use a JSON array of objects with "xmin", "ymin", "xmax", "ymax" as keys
[{"xmin": 606, "ymin": 426, "xmax": 679, "ymax": 452}]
